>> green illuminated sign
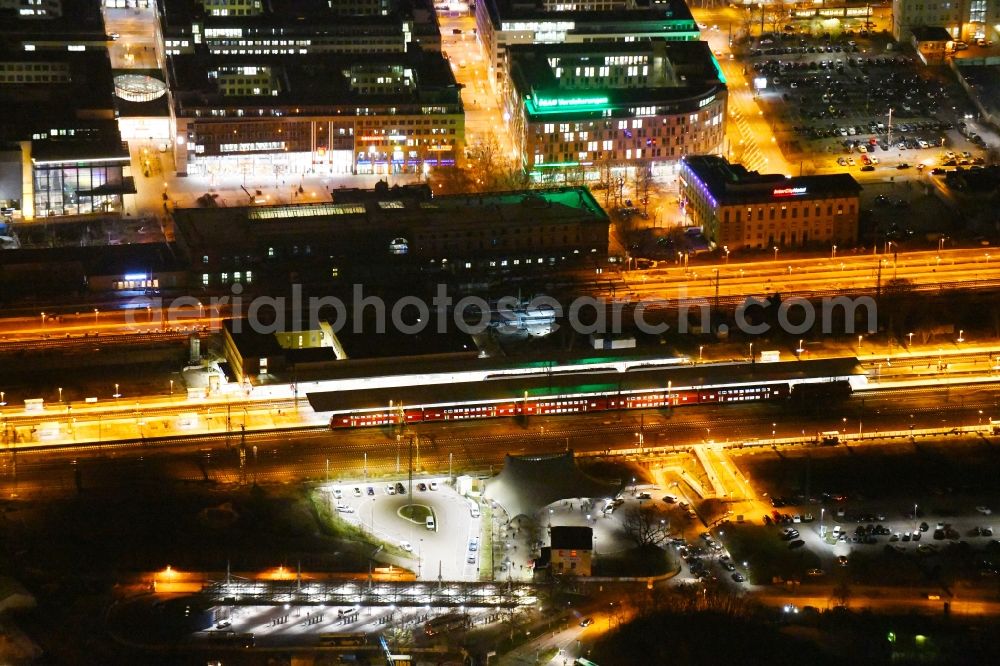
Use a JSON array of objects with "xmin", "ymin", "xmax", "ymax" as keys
[
  {"xmin": 526, "ymin": 95, "xmax": 611, "ymax": 116},
  {"xmin": 535, "ymin": 96, "xmax": 608, "ymax": 108}
]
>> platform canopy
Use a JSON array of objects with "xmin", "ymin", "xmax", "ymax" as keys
[{"xmin": 484, "ymin": 450, "xmax": 621, "ymax": 519}]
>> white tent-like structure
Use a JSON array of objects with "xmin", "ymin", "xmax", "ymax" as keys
[{"xmin": 483, "ymin": 450, "xmax": 622, "ymax": 519}]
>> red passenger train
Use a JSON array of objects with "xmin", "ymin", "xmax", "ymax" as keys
[{"xmin": 330, "ymin": 383, "xmax": 791, "ymax": 428}]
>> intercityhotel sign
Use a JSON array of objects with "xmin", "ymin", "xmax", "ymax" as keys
[{"xmin": 772, "ymin": 186, "xmax": 808, "ymax": 197}]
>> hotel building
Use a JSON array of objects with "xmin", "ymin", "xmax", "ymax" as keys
[
  {"xmin": 502, "ymin": 39, "xmax": 726, "ymax": 180},
  {"xmin": 680, "ymin": 155, "xmax": 860, "ymax": 251}
]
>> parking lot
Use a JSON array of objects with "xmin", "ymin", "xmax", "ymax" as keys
[
  {"xmin": 744, "ymin": 31, "xmax": 988, "ymax": 175},
  {"xmin": 322, "ymin": 478, "xmax": 483, "ymax": 581}
]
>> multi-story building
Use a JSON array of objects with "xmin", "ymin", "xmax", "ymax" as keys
[
  {"xmin": 892, "ymin": 0, "xmax": 999, "ymax": 42},
  {"xmin": 475, "ymin": 0, "xmax": 700, "ymax": 81},
  {"xmin": 157, "ymin": 0, "xmax": 441, "ymax": 57},
  {"xmin": 502, "ymin": 39, "xmax": 726, "ymax": 180},
  {"xmin": 167, "ymin": 47, "xmax": 464, "ymax": 176},
  {"xmin": 171, "ymin": 185, "xmax": 611, "ymax": 287},
  {"xmin": 0, "ymin": 1, "xmax": 134, "ymax": 220},
  {"xmin": 680, "ymin": 155, "xmax": 861, "ymax": 251}
]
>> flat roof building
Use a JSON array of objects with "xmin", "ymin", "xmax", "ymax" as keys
[
  {"xmin": 502, "ymin": 39, "xmax": 726, "ymax": 180},
  {"xmin": 166, "ymin": 46, "xmax": 464, "ymax": 176},
  {"xmin": 0, "ymin": 48, "xmax": 134, "ymax": 220},
  {"xmin": 157, "ymin": 0, "xmax": 442, "ymax": 57},
  {"xmin": 679, "ymin": 155, "xmax": 861, "ymax": 252},
  {"xmin": 171, "ymin": 185, "xmax": 611, "ymax": 288},
  {"xmin": 475, "ymin": 0, "xmax": 700, "ymax": 78}
]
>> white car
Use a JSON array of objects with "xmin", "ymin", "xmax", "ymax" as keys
[
  {"xmin": 976, "ymin": 506, "xmax": 992, "ymax": 515},
  {"xmin": 332, "ymin": 487, "xmax": 343, "ymax": 499},
  {"xmin": 400, "ymin": 540, "xmax": 413, "ymax": 552},
  {"xmin": 336, "ymin": 503, "xmax": 354, "ymax": 513},
  {"xmin": 386, "ymin": 485, "xmax": 396, "ymax": 495},
  {"xmin": 429, "ymin": 481, "xmax": 439, "ymax": 491},
  {"xmin": 353, "ymin": 487, "xmax": 362, "ymax": 497}
]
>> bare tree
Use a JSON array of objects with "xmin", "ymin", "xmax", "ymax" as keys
[{"xmin": 621, "ymin": 505, "xmax": 671, "ymax": 548}]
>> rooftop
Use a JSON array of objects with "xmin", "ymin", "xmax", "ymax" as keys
[
  {"xmin": 167, "ymin": 47, "xmax": 461, "ymax": 110},
  {"xmin": 508, "ymin": 39, "xmax": 724, "ymax": 119},
  {"xmin": 0, "ymin": 49, "xmax": 117, "ymax": 140},
  {"xmin": 0, "ymin": 0, "xmax": 105, "ymax": 48},
  {"xmin": 483, "ymin": 0, "xmax": 694, "ymax": 26},
  {"xmin": 682, "ymin": 155, "xmax": 862, "ymax": 204},
  {"xmin": 173, "ymin": 186, "xmax": 609, "ymax": 254},
  {"xmin": 550, "ymin": 525, "xmax": 595, "ymax": 551}
]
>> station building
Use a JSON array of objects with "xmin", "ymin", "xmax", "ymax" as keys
[
  {"xmin": 679, "ymin": 155, "xmax": 861, "ymax": 251},
  {"xmin": 502, "ymin": 39, "xmax": 726, "ymax": 180},
  {"xmin": 171, "ymin": 184, "xmax": 611, "ymax": 287},
  {"xmin": 166, "ymin": 46, "xmax": 464, "ymax": 177},
  {"xmin": 475, "ymin": 0, "xmax": 700, "ymax": 81}
]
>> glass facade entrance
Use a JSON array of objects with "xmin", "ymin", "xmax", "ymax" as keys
[{"xmin": 33, "ymin": 162, "xmax": 128, "ymax": 217}]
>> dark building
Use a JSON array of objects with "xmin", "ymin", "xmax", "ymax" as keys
[
  {"xmin": 171, "ymin": 185, "xmax": 611, "ymax": 288},
  {"xmin": 680, "ymin": 155, "xmax": 861, "ymax": 251}
]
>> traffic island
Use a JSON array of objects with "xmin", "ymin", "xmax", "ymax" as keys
[{"xmin": 398, "ymin": 504, "xmax": 434, "ymax": 524}]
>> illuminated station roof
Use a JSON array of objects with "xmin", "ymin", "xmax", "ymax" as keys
[{"xmin": 681, "ymin": 155, "xmax": 862, "ymax": 206}]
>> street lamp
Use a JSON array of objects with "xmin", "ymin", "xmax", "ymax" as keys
[
  {"xmin": 831, "ymin": 244, "xmax": 837, "ymax": 259},
  {"xmin": 796, "ymin": 339, "xmax": 804, "ymax": 356},
  {"xmin": 699, "ymin": 346, "xmax": 704, "ymax": 363},
  {"xmin": 58, "ymin": 387, "xmax": 63, "ymax": 403},
  {"xmin": 724, "ymin": 245, "xmax": 730, "ymax": 264},
  {"xmin": 957, "ymin": 329, "xmax": 965, "ymax": 343},
  {"xmin": 773, "ymin": 246, "xmax": 779, "ymax": 261},
  {"xmin": 113, "ymin": 383, "xmax": 121, "ymax": 400},
  {"xmin": 907, "ymin": 332, "xmax": 914, "ymax": 347},
  {"xmin": 749, "ymin": 342, "xmax": 754, "ymax": 362},
  {"xmin": 93, "ymin": 308, "xmax": 99, "ymax": 324}
]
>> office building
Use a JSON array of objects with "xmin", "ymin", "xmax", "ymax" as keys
[
  {"xmin": 680, "ymin": 155, "xmax": 860, "ymax": 251},
  {"xmin": 475, "ymin": 0, "xmax": 700, "ymax": 79},
  {"xmin": 503, "ymin": 39, "xmax": 726, "ymax": 180},
  {"xmin": 157, "ymin": 0, "xmax": 441, "ymax": 57},
  {"xmin": 0, "ymin": 1, "xmax": 134, "ymax": 220},
  {"xmin": 892, "ymin": 0, "xmax": 998, "ymax": 42},
  {"xmin": 167, "ymin": 46, "xmax": 464, "ymax": 176}
]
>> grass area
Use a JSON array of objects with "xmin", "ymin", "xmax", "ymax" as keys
[
  {"xmin": 481, "ymin": 501, "xmax": 494, "ymax": 581},
  {"xmin": 398, "ymin": 504, "xmax": 433, "ymax": 523},
  {"xmin": 308, "ymin": 489, "xmax": 407, "ymax": 559},
  {"xmin": 593, "ymin": 545, "xmax": 674, "ymax": 577},
  {"xmin": 723, "ymin": 524, "xmax": 821, "ymax": 584}
]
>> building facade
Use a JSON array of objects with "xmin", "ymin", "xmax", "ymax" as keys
[
  {"xmin": 475, "ymin": 0, "xmax": 700, "ymax": 82},
  {"xmin": 503, "ymin": 40, "xmax": 726, "ymax": 180},
  {"xmin": 549, "ymin": 526, "xmax": 593, "ymax": 576},
  {"xmin": 892, "ymin": 0, "xmax": 999, "ymax": 42},
  {"xmin": 168, "ymin": 48, "xmax": 464, "ymax": 176},
  {"xmin": 680, "ymin": 155, "xmax": 860, "ymax": 251}
]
